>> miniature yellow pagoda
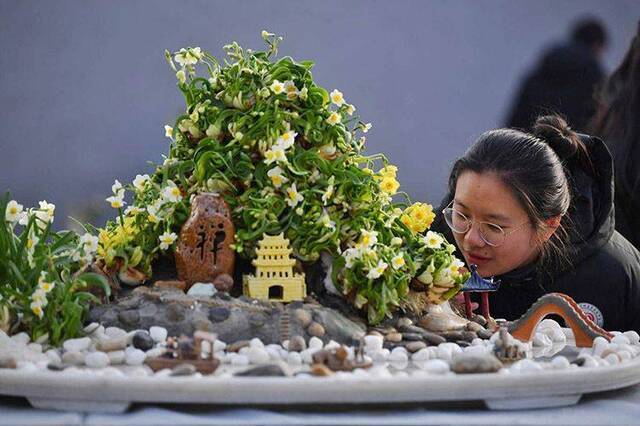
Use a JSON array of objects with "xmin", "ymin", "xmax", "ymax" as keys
[{"xmin": 243, "ymin": 233, "xmax": 306, "ymax": 302}]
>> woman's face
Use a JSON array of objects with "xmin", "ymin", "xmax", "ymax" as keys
[{"xmin": 452, "ymin": 171, "xmax": 542, "ymax": 277}]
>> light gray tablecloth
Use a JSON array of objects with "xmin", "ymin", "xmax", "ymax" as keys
[{"xmin": 2, "ymin": 385, "xmax": 639, "ymax": 426}]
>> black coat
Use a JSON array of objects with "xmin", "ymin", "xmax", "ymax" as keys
[
  {"xmin": 505, "ymin": 42, "xmax": 605, "ymax": 132},
  {"xmin": 432, "ymin": 135, "xmax": 640, "ymax": 333}
]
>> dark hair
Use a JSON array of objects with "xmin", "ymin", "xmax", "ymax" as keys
[
  {"xmin": 448, "ymin": 115, "xmax": 588, "ymax": 268},
  {"xmin": 590, "ymin": 21, "xmax": 640, "ymax": 168},
  {"xmin": 571, "ymin": 17, "xmax": 608, "ymax": 49}
]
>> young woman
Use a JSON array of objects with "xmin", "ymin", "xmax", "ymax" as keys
[{"xmin": 432, "ymin": 115, "xmax": 640, "ymax": 333}]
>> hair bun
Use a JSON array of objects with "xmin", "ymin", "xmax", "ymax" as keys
[{"xmin": 532, "ymin": 115, "xmax": 582, "ymax": 161}]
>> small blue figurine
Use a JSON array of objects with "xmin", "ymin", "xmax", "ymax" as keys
[{"xmin": 461, "ymin": 264, "xmax": 500, "ymax": 319}]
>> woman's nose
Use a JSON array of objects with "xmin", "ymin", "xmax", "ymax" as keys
[{"xmin": 464, "ymin": 222, "xmax": 486, "ymax": 247}]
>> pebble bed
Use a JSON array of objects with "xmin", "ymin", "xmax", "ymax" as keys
[{"xmin": 1, "ymin": 319, "xmax": 639, "ymax": 380}]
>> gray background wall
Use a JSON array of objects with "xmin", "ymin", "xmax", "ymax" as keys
[{"xmin": 1, "ymin": 0, "xmax": 638, "ymax": 229}]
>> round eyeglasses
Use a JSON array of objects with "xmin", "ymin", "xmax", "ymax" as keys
[{"xmin": 442, "ymin": 202, "xmax": 530, "ymax": 247}]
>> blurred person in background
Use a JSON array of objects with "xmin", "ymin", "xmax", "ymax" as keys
[
  {"xmin": 505, "ymin": 17, "xmax": 608, "ymax": 132},
  {"xmin": 590, "ymin": 22, "xmax": 640, "ymax": 249}
]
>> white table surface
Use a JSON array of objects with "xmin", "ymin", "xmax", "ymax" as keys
[{"xmin": 1, "ymin": 384, "xmax": 639, "ymax": 426}]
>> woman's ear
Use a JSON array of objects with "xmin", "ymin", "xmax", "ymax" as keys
[{"xmin": 539, "ymin": 216, "xmax": 562, "ymax": 242}]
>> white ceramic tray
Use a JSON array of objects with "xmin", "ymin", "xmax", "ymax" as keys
[{"xmin": 1, "ymin": 354, "xmax": 640, "ymax": 413}]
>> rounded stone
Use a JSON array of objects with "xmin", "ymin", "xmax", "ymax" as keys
[
  {"xmin": 227, "ymin": 340, "xmax": 250, "ymax": 352},
  {"xmin": 405, "ymin": 341, "xmax": 427, "ymax": 353},
  {"xmin": 308, "ymin": 322, "xmax": 326, "ymax": 337},
  {"xmin": 118, "ymin": 309, "xmax": 140, "ymax": 326},
  {"xmin": 107, "ymin": 350, "xmax": 126, "ymax": 364},
  {"xmin": 97, "ymin": 336, "xmax": 128, "ymax": 352},
  {"xmin": 364, "ymin": 335, "xmax": 384, "ymax": 352},
  {"xmin": 61, "ymin": 351, "xmax": 85, "ymax": 366},
  {"xmin": 85, "ymin": 352, "xmax": 110, "ymax": 369},
  {"xmin": 149, "ymin": 326, "xmax": 168, "ymax": 343},
  {"xmin": 308, "ymin": 337, "xmax": 324, "ymax": 350},
  {"xmin": 105, "ymin": 327, "xmax": 128, "ymax": 339},
  {"xmin": 421, "ymin": 359, "xmax": 450, "ymax": 374},
  {"xmin": 419, "ymin": 312, "xmax": 468, "ymax": 332},
  {"xmin": 0, "ymin": 356, "xmax": 17, "ymax": 369},
  {"xmin": 212, "ymin": 274, "xmax": 234, "ymax": 292},
  {"xmin": 209, "ymin": 307, "xmax": 230, "ymax": 323},
  {"xmin": 396, "ymin": 318, "xmax": 413, "ymax": 328},
  {"xmin": 187, "ymin": 282, "xmax": 217, "ymax": 298},
  {"xmin": 623, "ymin": 331, "xmax": 640, "ymax": 345},
  {"xmin": 288, "ymin": 335, "xmax": 307, "ymax": 352},
  {"xmin": 63, "ymin": 337, "xmax": 91, "ymax": 352},
  {"xmin": 170, "ymin": 363, "xmax": 197, "ymax": 376},
  {"xmin": 612, "ymin": 334, "xmax": 631, "ymax": 345},
  {"xmin": 389, "ymin": 347, "xmax": 409, "ymax": 363},
  {"xmin": 551, "ymin": 356, "xmax": 571, "ymax": 370},
  {"xmin": 287, "ymin": 351, "xmax": 302, "ymax": 365},
  {"xmin": 451, "ymin": 354, "xmax": 502, "ymax": 374},
  {"xmin": 125, "ymin": 349, "xmax": 146, "ymax": 366},
  {"xmin": 247, "ymin": 347, "xmax": 270, "ymax": 364},
  {"xmin": 386, "ymin": 332, "xmax": 402, "ymax": 343},
  {"xmin": 294, "ymin": 309, "xmax": 313, "ymax": 328},
  {"xmin": 132, "ymin": 331, "xmax": 154, "ymax": 351}
]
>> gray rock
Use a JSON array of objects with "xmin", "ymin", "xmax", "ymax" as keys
[
  {"xmin": 471, "ymin": 314, "xmax": 487, "ymax": 327},
  {"xmin": 460, "ymin": 331, "xmax": 478, "ymax": 342},
  {"xmin": 47, "ymin": 362, "xmax": 65, "ymax": 371},
  {"xmin": 466, "ymin": 321, "xmax": 485, "ymax": 333},
  {"xmin": 187, "ymin": 283, "xmax": 217, "ymax": 298},
  {"xmin": 401, "ymin": 332, "xmax": 424, "ymax": 342},
  {"xmin": 478, "ymin": 329, "xmax": 494, "ymax": 340},
  {"xmin": 132, "ymin": 331, "xmax": 154, "ymax": 351},
  {"xmin": 118, "ymin": 310, "xmax": 140, "ymax": 326},
  {"xmin": 441, "ymin": 331, "xmax": 465, "ymax": 342},
  {"xmin": 89, "ymin": 288, "xmax": 366, "ymax": 346},
  {"xmin": 386, "ymin": 332, "xmax": 402, "ymax": 343},
  {"xmin": 396, "ymin": 317, "xmax": 413, "ymax": 328},
  {"xmin": 209, "ymin": 307, "xmax": 230, "ymax": 323},
  {"xmin": 307, "ymin": 322, "xmax": 325, "ymax": 337},
  {"xmin": 235, "ymin": 364, "xmax": 286, "ymax": 377},
  {"xmin": 451, "ymin": 354, "xmax": 503, "ymax": 374},
  {"xmin": 288, "ymin": 335, "xmax": 307, "ymax": 352},
  {"xmin": 170, "ymin": 363, "xmax": 197, "ymax": 376},
  {"xmin": 419, "ymin": 312, "xmax": 468, "ymax": 332}
]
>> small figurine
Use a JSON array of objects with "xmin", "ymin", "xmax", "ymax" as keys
[
  {"xmin": 460, "ymin": 264, "xmax": 500, "ymax": 320},
  {"xmin": 175, "ymin": 193, "xmax": 236, "ymax": 291},
  {"xmin": 144, "ymin": 331, "xmax": 220, "ymax": 374},
  {"xmin": 243, "ymin": 233, "xmax": 306, "ymax": 302}
]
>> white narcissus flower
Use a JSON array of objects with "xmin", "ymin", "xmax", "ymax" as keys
[
  {"xmin": 164, "ymin": 125, "xmax": 173, "ymax": 138},
  {"xmin": 133, "ymin": 174, "xmax": 150, "ymax": 191},
  {"xmin": 5, "ymin": 200, "xmax": 23, "ymax": 223},
  {"xmin": 176, "ymin": 69, "xmax": 186, "ymax": 84},
  {"xmin": 322, "ymin": 176, "xmax": 335, "ymax": 205},
  {"xmin": 391, "ymin": 254, "xmax": 406, "ymax": 270},
  {"xmin": 270, "ymin": 79, "xmax": 285, "ymax": 95},
  {"xmin": 267, "ymin": 166, "xmax": 288, "ymax": 188},
  {"xmin": 423, "ymin": 231, "xmax": 444, "ymax": 249},
  {"xmin": 80, "ymin": 233, "xmax": 99, "ymax": 254},
  {"xmin": 159, "ymin": 231, "xmax": 178, "ymax": 250},
  {"xmin": 361, "ymin": 122, "xmax": 372, "ymax": 133},
  {"xmin": 330, "ymin": 89, "xmax": 345, "ymax": 106},
  {"xmin": 343, "ymin": 247, "xmax": 362, "ymax": 268},
  {"xmin": 367, "ymin": 260, "xmax": 388, "ymax": 280},
  {"xmin": 319, "ymin": 212, "xmax": 336, "ymax": 230},
  {"xmin": 111, "ymin": 180, "xmax": 124, "ymax": 197},
  {"xmin": 161, "ymin": 181, "xmax": 182, "ymax": 203},
  {"xmin": 31, "ymin": 288, "xmax": 48, "ymax": 306},
  {"xmin": 284, "ymin": 80, "xmax": 298, "ymax": 100},
  {"xmin": 277, "ymin": 130, "xmax": 297, "ymax": 150},
  {"xmin": 174, "ymin": 47, "xmax": 202, "ymax": 66},
  {"xmin": 390, "ymin": 237, "xmax": 403, "ymax": 246},
  {"xmin": 30, "ymin": 301, "xmax": 44, "ymax": 319},
  {"xmin": 35, "ymin": 201, "xmax": 55, "ymax": 227},
  {"xmin": 299, "ymin": 87, "xmax": 308, "ymax": 101},
  {"xmin": 326, "ymin": 112, "xmax": 341, "ymax": 126},
  {"xmin": 345, "ymin": 104, "xmax": 356, "ymax": 116},
  {"xmin": 125, "ymin": 206, "xmax": 145, "ymax": 216},
  {"xmin": 147, "ymin": 205, "xmax": 161, "ymax": 223},
  {"xmin": 38, "ymin": 272, "xmax": 55, "ymax": 293},
  {"xmin": 285, "ymin": 183, "xmax": 304, "ymax": 207},
  {"xmin": 263, "ymin": 146, "xmax": 287, "ymax": 165},
  {"xmin": 357, "ymin": 229, "xmax": 378, "ymax": 249},
  {"xmin": 106, "ymin": 195, "xmax": 125, "ymax": 209}
]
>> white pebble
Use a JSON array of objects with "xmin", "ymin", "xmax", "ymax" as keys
[
  {"xmin": 27, "ymin": 343, "xmax": 43, "ymax": 353},
  {"xmin": 83, "ymin": 322, "xmax": 101, "ymax": 334},
  {"xmin": 324, "ymin": 340, "xmax": 340, "ymax": 351},
  {"xmin": 471, "ymin": 338, "xmax": 484, "ymax": 346},
  {"xmin": 239, "ymin": 347, "xmax": 250, "ymax": 355},
  {"xmin": 17, "ymin": 361, "xmax": 38, "ymax": 372},
  {"xmin": 125, "ymin": 349, "xmax": 146, "ymax": 365},
  {"xmin": 249, "ymin": 338, "xmax": 264, "ymax": 349},
  {"xmin": 411, "ymin": 348, "xmax": 431, "ymax": 362},
  {"xmin": 533, "ymin": 332, "xmax": 553, "ymax": 347},
  {"xmin": 231, "ymin": 354, "xmax": 249, "ymax": 366},
  {"xmin": 369, "ymin": 349, "xmax": 390, "ymax": 363},
  {"xmin": 149, "ymin": 326, "xmax": 167, "ymax": 343},
  {"xmin": 247, "ymin": 347, "xmax": 270, "ymax": 364},
  {"xmin": 364, "ymin": 335, "xmax": 383, "ymax": 352},
  {"xmin": 618, "ymin": 350, "xmax": 633, "ymax": 362},
  {"xmin": 105, "ymin": 327, "xmax": 127, "ymax": 339},
  {"xmin": 266, "ymin": 347, "xmax": 281, "ymax": 361},
  {"xmin": 11, "ymin": 332, "xmax": 30, "ymax": 345},
  {"xmin": 45, "ymin": 350, "xmax": 61, "ymax": 364},
  {"xmin": 187, "ymin": 282, "xmax": 217, "ymax": 298},
  {"xmin": 422, "ymin": 359, "xmax": 450, "ymax": 375},
  {"xmin": 463, "ymin": 345, "xmax": 489, "ymax": 356},
  {"xmin": 511, "ymin": 359, "xmax": 543, "ymax": 373},
  {"xmin": 85, "ymin": 352, "xmax": 110, "ymax": 369},
  {"xmin": 550, "ymin": 356, "xmax": 570, "ymax": 370},
  {"xmin": 213, "ymin": 340, "xmax": 227, "ymax": 352},
  {"xmin": 146, "ymin": 347, "xmax": 165, "ymax": 358},
  {"xmin": 287, "ymin": 351, "xmax": 302, "ymax": 365},
  {"xmin": 537, "ymin": 319, "xmax": 562, "ymax": 331},
  {"xmin": 107, "ymin": 350, "xmax": 126, "ymax": 364},
  {"xmin": 592, "ymin": 339, "xmax": 609, "ymax": 357},
  {"xmin": 612, "ymin": 335, "xmax": 631, "ymax": 345},
  {"xmin": 369, "ymin": 365, "xmax": 393, "ymax": 378},
  {"xmin": 389, "ymin": 348, "xmax": 409, "ymax": 363},
  {"xmin": 300, "ymin": 348, "xmax": 319, "ymax": 364},
  {"xmin": 61, "ymin": 351, "xmax": 85, "ymax": 365},
  {"xmin": 308, "ymin": 337, "xmax": 323, "ymax": 350},
  {"xmin": 63, "ymin": 337, "xmax": 91, "ymax": 352},
  {"xmin": 578, "ymin": 354, "xmax": 599, "ymax": 368},
  {"xmin": 623, "ymin": 331, "xmax": 640, "ymax": 345},
  {"xmin": 604, "ymin": 353, "xmax": 620, "ymax": 365}
]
